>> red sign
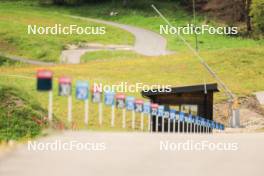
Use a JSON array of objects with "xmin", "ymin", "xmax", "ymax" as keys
[
  {"xmin": 135, "ymin": 99, "xmax": 144, "ymax": 104},
  {"xmin": 116, "ymin": 93, "xmax": 125, "ymax": 100},
  {"xmin": 37, "ymin": 70, "xmax": 53, "ymax": 79},
  {"xmin": 59, "ymin": 76, "xmax": 71, "ymax": 84},
  {"xmin": 151, "ymin": 103, "xmax": 159, "ymax": 109}
]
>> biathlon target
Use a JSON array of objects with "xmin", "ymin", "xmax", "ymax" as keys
[
  {"xmin": 126, "ymin": 96, "xmax": 135, "ymax": 111},
  {"xmin": 76, "ymin": 81, "xmax": 89, "ymax": 100},
  {"xmin": 58, "ymin": 77, "xmax": 72, "ymax": 96},
  {"xmin": 36, "ymin": 70, "xmax": 53, "ymax": 91},
  {"xmin": 116, "ymin": 93, "xmax": 126, "ymax": 109}
]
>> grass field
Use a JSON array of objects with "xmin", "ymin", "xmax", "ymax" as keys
[
  {"xmin": 1, "ymin": 0, "xmax": 263, "ymax": 62},
  {"xmin": 0, "ymin": 1, "xmax": 134, "ymax": 62},
  {"xmin": 0, "ymin": 0, "xmax": 264, "ymax": 132},
  {"xmin": 81, "ymin": 50, "xmax": 142, "ymax": 62},
  {"xmin": 61, "ymin": 0, "xmax": 264, "ymax": 51},
  {"xmin": 1, "ymin": 46, "xmax": 264, "ymax": 129}
]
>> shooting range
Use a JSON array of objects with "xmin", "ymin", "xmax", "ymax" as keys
[{"xmin": 35, "ymin": 71, "xmax": 225, "ymax": 133}]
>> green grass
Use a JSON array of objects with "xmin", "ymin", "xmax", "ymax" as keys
[
  {"xmin": 0, "ymin": 85, "xmax": 48, "ymax": 141},
  {"xmin": 58, "ymin": 0, "xmax": 264, "ymax": 52},
  {"xmin": 1, "ymin": 46, "xmax": 264, "ymax": 130},
  {"xmin": 0, "ymin": 1, "xmax": 134, "ymax": 62},
  {"xmin": 81, "ymin": 50, "xmax": 142, "ymax": 62},
  {"xmin": 0, "ymin": 55, "xmax": 23, "ymax": 67},
  {"xmin": 0, "ymin": 0, "xmax": 263, "ymax": 61}
]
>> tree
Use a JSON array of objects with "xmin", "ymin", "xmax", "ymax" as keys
[
  {"xmin": 243, "ymin": 0, "xmax": 252, "ymax": 32},
  {"xmin": 251, "ymin": 0, "xmax": 264, "ymax": 34}
]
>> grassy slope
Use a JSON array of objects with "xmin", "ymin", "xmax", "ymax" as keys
[
  {"xmin": 0, "ymin": 85, "xmax": 47, "ymax": 141},
  {"xmin": 81, "ymin": 50, "xmax": 142, "ymax": 62},
  {"xmin": 0, "ymin": 1, "xmax": 134, "ymax": 62}
]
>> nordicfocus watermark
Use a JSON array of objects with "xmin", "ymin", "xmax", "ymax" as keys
[
  {"xmin": 27, "ymin": 24, "xmax": 106, "ymax": 35},
  {"xmin": 160, "ymin": 140, "xmax": 239, "ymax": 152},
  {"xmin": 28, "ymin": 140, "xmax": 106, "ymax": 151},
  {"xmin": 93, "ymin": 82, "xmax": 172, "ymax": 93},
  {"xmin": 160, "ymin": 24, "xmax": 238, "ymax": 35}
]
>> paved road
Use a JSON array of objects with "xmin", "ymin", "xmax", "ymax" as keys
[
  {"xmin": 62, "ymin": 16, "xmax": 172, "ymax": 64},
  {"xmin": 0, "ymin": 52, "xmax": 54, "ymax": 66},
  {"xmin": 70, "ymin": 16, "xmax": 172, "ymax": 56},
  {"xmin": 255, "ymin": 91, "xmax": 264, "ymax": 105},
  {"xmin": 2, "ymin": 16, "xmax": 171, "ymax": 65},
  {"xmin": 1, "ymin": 132, "xmax": 264, "ymax": 176}
]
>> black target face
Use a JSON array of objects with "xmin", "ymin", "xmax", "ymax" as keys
[{"xmin": 37, "ymin": 78, "xmax": 52, "ymax": 91}]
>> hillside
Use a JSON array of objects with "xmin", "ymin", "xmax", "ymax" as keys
[{"xmin": 0, "ymin": 86, "xmax": 48, "ymax": 141}]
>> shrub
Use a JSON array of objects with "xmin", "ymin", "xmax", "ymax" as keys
[
  {"xmin": 0, "ymin": 86, "xmax": 47, "ymax": 141},
  {"xmin": 251, "ymin": 0, "xmax": 264, "ymax": 35}
]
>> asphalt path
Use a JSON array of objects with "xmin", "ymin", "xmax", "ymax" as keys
[
  {"xmin": 0, "ymin": 132, "xmax": 264, "ymax": 176},
  {"xmin": 70, "ymin": 16, "xmax": 172, "ymax": 57}
]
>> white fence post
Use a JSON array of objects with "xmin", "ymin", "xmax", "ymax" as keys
[
  {"xmin": 122, "ymin": 109, "xmax": 126, "ymax": 129},
  {"xmin": 99, "ymin": 102, "xmax": 103, "ymax": 126},
  {"xmin": 162, "ymin": 116, "xmax": 164, "ymax": 133},
  {"xmin": 111, "ymin": 105, "xmax": 115, "ymax": 127},
  {"xmin": 148, "ymin": 114, "xmax": 151, "ymax": 132},
  {"xmin": 156, "ymin": 115, "xmax": 159, "ymax": 132},
  {"xmin": 132, "ymin": 111, "xmax": 135, "ymax": 130},
  {"xmin": 84, "ymin": 99, "xmax": 89, "ymax": 125},
  {"xmin": 68, "ymin": 95, "xmax": 72, "ymax": 123},
  {"xmin": 48, "ymin": 91, "xmax": 53, "ymax": 122},
  {"xmin": 141, "ymin": 113, "xmax": 144, "ymax": 131},
  {"xmin": 173, "ymin": 119, "xmax": 176, "ymax": 133}
]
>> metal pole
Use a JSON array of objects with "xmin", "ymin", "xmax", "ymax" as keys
[{"xmin": 192, "ymin": 0, "xmax": 198, "ymax": 51}]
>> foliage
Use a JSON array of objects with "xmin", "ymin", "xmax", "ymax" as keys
[
  {"xmin": 0, "ymin": 86, "xmax": 47, "ymax": 141},
  {"xmin": 251, "ymin": 0, "xmax": 264, "ymax": 36},
  {"xmin": 0, "ymin": 55, "xmax": 21, "ymax": 67}
]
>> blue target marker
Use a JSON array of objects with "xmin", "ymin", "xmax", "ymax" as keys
[
  {"xmin": 76, "ymin": 81, "xmax": 89, "ymax": 100},
  {"xmin": 143, "ymin": 102, "xmax": 151, "ymax": 114},
  {"xmin": 126, "ymin": 96, "xmax": 135, "ymax": 111},
  {"xmin": 169, "ymin": 109, "xmax": 176, "ymax": 119},
  {"xmin": 158, "ymin": 105, "xmax": 164, "ymax": 117},
  {"xmin": 104, "ymin": 91, "xmax": 115, "ymax": 106}
]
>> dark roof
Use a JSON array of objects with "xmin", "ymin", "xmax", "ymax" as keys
[{"xmin": 141, "ymin": 83, "xmax": 219, "ymax": 97}]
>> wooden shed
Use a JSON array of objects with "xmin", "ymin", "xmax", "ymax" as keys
[{"xmin": 141, "ymin": 83, "xmax": 219, "ymax": 120}]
